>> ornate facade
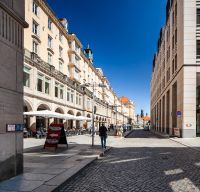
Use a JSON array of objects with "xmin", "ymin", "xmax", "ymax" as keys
[{"xmin": 23, "ymin": 0, "xmax": 135, "ymax": 132}]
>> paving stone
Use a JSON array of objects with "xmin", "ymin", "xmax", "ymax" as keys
[{"xmin": 57, "ymin": 130, "xmax": 200, "ymax": 192}]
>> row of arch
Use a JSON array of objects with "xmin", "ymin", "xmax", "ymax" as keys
[{"xmin": 24, "ymin": 100, "xmax": 110, "ymax": 133}]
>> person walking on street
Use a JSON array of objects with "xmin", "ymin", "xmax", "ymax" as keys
[{"xmin": 99, "ymin": 123, "xmax": 107, "ymax": 149}]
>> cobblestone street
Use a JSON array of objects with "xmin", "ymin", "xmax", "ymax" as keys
[{"xmin": 56, "ymin": 130, "xmax": 200, "ymax": 192}]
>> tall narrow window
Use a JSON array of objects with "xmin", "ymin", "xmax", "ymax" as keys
[
  {"xmin": 45, "ymin": 78, "xmax": 50, "ymax": 94},
  {"xmin": 67, "ymin": 88, "xmax": 70, "ymax": 101},
  {"xmin": 59, "ymin": 62, "xmax": 63, "ymax": 72},
  {"xmin": 48, "ymin": 35, "xmax": 52, "ymax": 48},
  {"xmin": 197, "ymin": 40, "xmax": 200, "ymax": 59},
  {"xmin": 197, "ymin": 9, "xmax": 200, "ymax": 26},
  {"xmin": 59, "ymin": 32, "xmax": 63, "ymax": 43},
  {"xmin": 175, "ymin": 54, "xmax": 177, "ymax": 71},
  {"xmin": 59, "ymin": 46, "xmax": 63, "ymax": 58},
  {"xmin": 60, "ymin": 85, "xmax": 64, "ymax": 99},
  {"xmin": 32, "ymin": 20, "xmax": 39, "ymax": 35},
  {"xmin": 71, "ymin": 90, "xmax": 74, "ymax": 103},
  {"xmin": 32, "ymin": 41, "xmax": 38, "ymax": 54},
  {"xmin": 23, "ymin": 66, "xmax": 31, "ymax": 87},
  {"xmin": 55, "ymin": 83, "xmax": 59, "ymax": 98},
  {"xmin": 48, "ymin": 52, "xmax": 52, "ymax": 65},
  {"xmin": 48, "ymin": 17, "xmax": 52, "ymax": 30},
  {"xmin": 37, "ymin": 74, "xmax": 43, "ymax": 92},
  {"xmin": 33, "ymin": 1, "xmax": 38, "ymax": 16}
]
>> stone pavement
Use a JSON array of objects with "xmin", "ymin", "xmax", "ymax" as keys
[
  {"xmin": 57, "ymin": 130, "xmax": 200, "ymax": 192},
  {"xmin": 170, "ymin": 137, "xmax": 200, "ymax": 151},
  {"xmin": 0, "ymin": 133, "xmax": 123, "ymax": 192}
]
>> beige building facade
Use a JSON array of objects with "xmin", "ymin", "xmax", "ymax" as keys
[
  {"xmin": 0, "ymin": 0, "xmax": 28, "ymax": 181},
  {"xmin": 23, "ymin": 0, "xmax": 135, "ymax": 133},
  {"xmin": 151, "ymin": 0, "xmax": 200, "ymax": 138}
]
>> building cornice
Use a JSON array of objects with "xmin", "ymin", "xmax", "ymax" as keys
[
  {"xmin": 0, "ymin": 2, "xmax": 28, "ymax": 28},
  {"xmin": 35, "ymin": 0, "xmax": 69, "ymax": 40}
]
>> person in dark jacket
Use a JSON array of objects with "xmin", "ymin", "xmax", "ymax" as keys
[{"xmin": 99, "ymin": 124, "xmax": 108, "ymax": 149}]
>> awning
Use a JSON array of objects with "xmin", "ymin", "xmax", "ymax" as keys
[
  {"xmin": 74, "ymin": 116, "xmax": 92, "ymax": 121},
  {"xmin": 24, "ymin": 110, "xmax": 91, "ymax": 121}
]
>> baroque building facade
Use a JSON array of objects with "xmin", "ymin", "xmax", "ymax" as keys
[
  {"xmin": 23, "ymin": 0, "xmax": 135, "ymax": 132},
  {"xmin": 151, "ymin": 0, "xmax": 199, "ymax": 138}
]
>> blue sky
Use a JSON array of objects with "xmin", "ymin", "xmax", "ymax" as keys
[{"xmin": 47, "ymin": 0, "xmax": 166, "ymax": 115}]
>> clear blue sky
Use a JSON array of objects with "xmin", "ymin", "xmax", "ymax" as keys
[{"xmin": 47, "ymin": 0, "xmax": 166, "ymax": 115}]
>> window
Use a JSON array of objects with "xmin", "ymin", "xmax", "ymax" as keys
[
  {"xmin": 48, "ymin": 35, "xmax": 52, "ymax": 48},
  {"xmin": 79, "ymin": 95, "xmax": 81, "ymax": 105},
  {"xmin": 71, "ymin": 90, "xmax": 74, "ymax": 103},
  {"xmin": 37, "ymin": 74, "xmax": 43, "ymax": 92},
  {"xmin": 76, "ymin": 94, "xmax": 78, "ymax": 105},
  {"xmin": 59, "ymin": 62, "xmax": 63, "ymax": 72},
  {"xmin": 175, "ymin": 29, "xmax": 177, "ymax": 44},
  {"xmin": 67, "ymin": 88, "xmax": 70, "ymax": 101},
  {"xmin": 32, "ymin": 41, "xmax": 38, "ymax": 54},
  {"xmin": 23, "ymin": 66, "xmax": 31, "ymax": 87},
  {"xmin": 48, "ymin": 18, "xmax": 52, "ymax": 30},
  {"xmin": 55, "ymin": 83, "xmax": 59, "ymax": 98},
  {"xmin": 59, "ymin": 46, "xmax": 63, "ymax": 58},
  {"xmin": 175, "ymin": 3, "xmax": 177, "ymax": 17},
  {"xmin": 48, "ymin": 52, "xmax": 52, "ymax": 65},
  {"xmin": 32, "ymin": 20, "xmax": 39, "ymax": 35},
  {"xmin": 75, "ymin": 56, "xmax": 79, "ymax": 64},
  {"xmin": 45, "ymin": 78, "xmax": 50, "ymax": 94},
  {"xmin": 197, "ymin": 9, "xmax": 200, "ymax": 26},
  {"xmin": 75, "ymin": 43, "xmax": 79, "ymax": 53},
  {"xmin": 59, "ymin": 32, "xmax": 63, "ymax": 43},
  {"xmin": 172, "ymin": 35, "xmax": 175, "ymax": 49},
  {"xmin": 175, "ymin": 54, "xmax": 177, "ymax": 71},
  {"xmin": 32, "ymin": 1, "xmax": 38, "ymax": 16},
  {"xmin": 197, "ymin": 40, "xmax": 200, "ymax": 59},
  {"xmin": 60, "ymin": 86, "xmax": 64, "ymax": 99},
  {"xmin": 172, "ymin": 59, "xmax": 175, "ymax": 75},
  {"xmin": 87, "ymin": 99, "xmax": 90, "ymax": 109}
]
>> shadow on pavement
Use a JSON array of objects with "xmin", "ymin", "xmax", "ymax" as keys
[{"xmin": 55, "ymin": 130, "xmax": 200, "ymax": 192}]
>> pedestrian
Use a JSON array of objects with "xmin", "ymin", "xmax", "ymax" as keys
[{"xmin": 99, "ymin": 123, "xmax": 108, "ymax": 149}]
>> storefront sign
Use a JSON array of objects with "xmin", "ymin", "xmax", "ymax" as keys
[{"xmin": 7, "ymin": 124, "xmax": 24, "ymax": 132}]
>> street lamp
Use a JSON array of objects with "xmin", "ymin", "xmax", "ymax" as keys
[{"xmin": 81, "ymin": 82, "xmax": 106, "ymax": 146}]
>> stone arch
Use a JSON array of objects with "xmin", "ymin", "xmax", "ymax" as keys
[
  {"xmin": 37, "ymin": 103, "xmax": 51, "ymax": 111},
  {"xmin": 68, "ymin": 110, "xmax": 74, "ymax": 115},
  {"xmin": 24, "ymin": 99, "xmax": 33, "ymax": 132},
  {"xmin": 24, "ymin": 99, "xmax": 33, "ymax": 112},
  {"xmin": 36, "ymin": 104, "xmax": 51, "ymax": 132},
  {"xmin": 54, "ymin": 107, "xmax": 64, "ymax": 124}
]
